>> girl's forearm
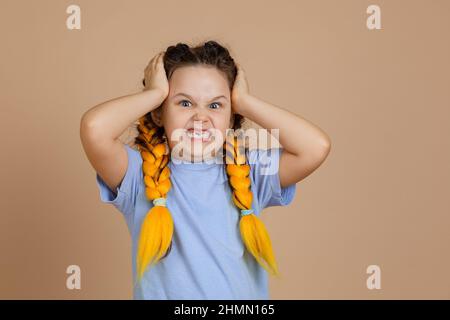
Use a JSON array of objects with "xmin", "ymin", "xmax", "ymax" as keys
[
  {"xmin": 80, "ymin": 89, "xmax": 165, "ymax": 141},
  {"xmin": 237, "ymin": 94, "xmax": 331, "ymax": 157}
]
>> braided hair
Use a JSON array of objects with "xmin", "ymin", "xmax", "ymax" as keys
[{"xmin": 134, "ymin": 40, "xmax": 279, "ymax": 284}]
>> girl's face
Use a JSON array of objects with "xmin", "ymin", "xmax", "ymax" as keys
[{"xmin": 153, "ymin": 65, "xmax": 234, "ymax": 162}]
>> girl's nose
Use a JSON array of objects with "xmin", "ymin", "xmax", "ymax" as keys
[
  {"xmin": 193, "ymin": 108, "xmax": 209, "ymax": 121},
  {"xmin": 191, "ymin": 118, "xmax": 210, "ymax": 130}
]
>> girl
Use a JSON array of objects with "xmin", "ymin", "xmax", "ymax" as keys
[{"xmin": 80, "ymin": 40, "xmax": 331, "ymax": 300}]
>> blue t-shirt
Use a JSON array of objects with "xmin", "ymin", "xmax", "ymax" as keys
[{"xmin": 95, "ymin": 144, "xmax": 297, "ymax": 300}]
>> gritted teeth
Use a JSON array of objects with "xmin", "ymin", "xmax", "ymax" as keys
[
  {"xmin": 186, "ymin": 128, "xmax": 212, "ymax": 135},
  {"xmin": 187, "ymin": 128, "xmax": 210, "ymax": 131},
  {"xmin": 186, "ymin": 130, "xmax": 211, "ymax": 139}
]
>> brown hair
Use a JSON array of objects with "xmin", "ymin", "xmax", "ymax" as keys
[{"xmin": 134, "ymin": 40, "xmax": 279, "ymax": 285}]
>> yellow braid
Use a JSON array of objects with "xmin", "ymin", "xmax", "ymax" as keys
[
  {"xmin": 134, "ymin": 116, "xmax": 173, "ymax": 284},
  {"xmin": 224, "ymin": 131, "xmax": 280, "ymax": 277},
  {"xmin": 133, "ymin": 119, "xmax": 280, "ymax": 284}
]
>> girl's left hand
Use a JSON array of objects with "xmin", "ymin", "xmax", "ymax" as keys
[{"xmin": 231, "ymin": 62, "xmax": 250, "ymax": 114}]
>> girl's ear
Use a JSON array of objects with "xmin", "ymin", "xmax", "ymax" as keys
[{"xmin": 151, "ymin": 107, "xmax": 163, "ymax": 127}]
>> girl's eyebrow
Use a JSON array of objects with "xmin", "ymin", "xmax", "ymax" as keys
[{"xmin": 173, "ymin": 92, "xmax": 228, "ymax": 102}]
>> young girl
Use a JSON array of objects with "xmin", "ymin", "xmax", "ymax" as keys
[{"xmin": 80, "ymin": 40, "xmax": 331, "ymax": 300}]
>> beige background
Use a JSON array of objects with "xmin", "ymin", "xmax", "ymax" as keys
[{"xmin": 1, "ymin": 0, "xmax": 449, "ymax": 299}]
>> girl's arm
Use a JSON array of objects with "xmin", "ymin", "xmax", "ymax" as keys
[
  {"xmin": 235, "ymin": 94, "xmax": 331, "ymax": 188},
  {"xmin": 80, "ymin": 51, "xmax": 168, "ymax": 193},
  {"xmin": 80, "ymin": 89, "xmax": 165, "ymax": 192},
  {"xmin": 231, "ymin": 64, "xmax": 331, "ymax": 188}
]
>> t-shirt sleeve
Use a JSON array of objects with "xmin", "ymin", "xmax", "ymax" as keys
[
  {"xmin": 95, "ymin": 144, "xmax": 143, "ymax": 216},
  {"xmin": 247, "ymin": 147, "xmax": 297, "ymax": 214}
]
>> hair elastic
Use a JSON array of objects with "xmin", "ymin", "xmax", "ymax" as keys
[
  {"xmin": 153, "ymin": 197, "xmax": 167, "ymax": 207},
  {"xmin": 240, "ymin": 209, "xmax": 254, "ymax": 216}
]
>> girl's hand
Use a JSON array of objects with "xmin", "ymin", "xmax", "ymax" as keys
[
  {"xmin": 231, "ymin": 62, "xmax": 250, "ymax": 114},
  {"xmin": 144, "ymin": 51, "xmax": 169, "ymax": 101}
]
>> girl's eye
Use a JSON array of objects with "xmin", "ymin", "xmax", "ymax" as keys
[
  {"xmin": 209, "ymin": 102, "xmax": 221, "ymax": 109},
  {"xmin": 179, "ymin": 100, "xmax": 222, "ymax": 109},
  {"xmin": 179, "ymin": 100, "xmax": 191, "ymax": 108}
]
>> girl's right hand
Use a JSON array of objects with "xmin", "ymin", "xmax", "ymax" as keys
[{"xmin": 144, "ymin": 51, "xmax": 169, "ymax": 100}]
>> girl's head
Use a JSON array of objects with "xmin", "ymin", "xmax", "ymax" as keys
[
  {"xmin": 134, "ymin": 40, "xmax": 278, "ymax": 285},
  {"xmin": 142, "ymin": 41, "xmax": 244, "ymax": 162}
]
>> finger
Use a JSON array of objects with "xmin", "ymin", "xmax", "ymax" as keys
[
  {"xmin": 152, "ymin": 52, "xmax": 161, "ymax": 66},
  {"xmin": 236, "ymin": 63, "xmax": 243, "ymax": 75},
  {"xmin": 158, "ymin": 51, "xmax": 164, "ymax": 63},
  {"xmin": 155, "ymin": 53, "xmax": 164, "ymax": 69},
  {"xmin": 154, "ymin": 52, "xmax": 164, "ymax": 68},
  {"xmin": 151, "ymin": 55, "xmax": 158, "ymax": 68},
  {"xmin": 146, "ymin": 56, "xmax": 155, "ymax": 69},
  {"xmin": 146, "ymin": 60, "xmax": 155, "ymax": 73},
  {"xmin": 151, "ymin": 53, "xmax": 159, "ymax": 63}
]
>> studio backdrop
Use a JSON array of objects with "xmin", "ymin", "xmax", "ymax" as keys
[{"xmin": 0, "ymin": 0, "xmax": 449, "ymax": 299}]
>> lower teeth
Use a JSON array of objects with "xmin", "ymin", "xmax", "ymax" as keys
[{"xmin": 187, "ymin": 132, "xmax": 209, "ymax": 139}]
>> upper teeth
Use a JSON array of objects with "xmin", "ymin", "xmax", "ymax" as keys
[{"xmin": 187, "ymin": 130, "xmax": 210, "ymax": 139}]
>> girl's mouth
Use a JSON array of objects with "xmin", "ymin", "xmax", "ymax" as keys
[{"xmin": 186, "ymin": 129, "xmax": 211, "ymax": 142}]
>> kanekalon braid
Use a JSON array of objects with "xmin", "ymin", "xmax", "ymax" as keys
[
  {"xmin": 134, "ymin": 116, "xmax": 173, "ymax": 284},
  {"xmin": 224, "ymin": 131, "xmax": 280, "ymax": 277},
  {"xmin": 133, "ymin": 117, "xmax": 280, "ymax": 283}
]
